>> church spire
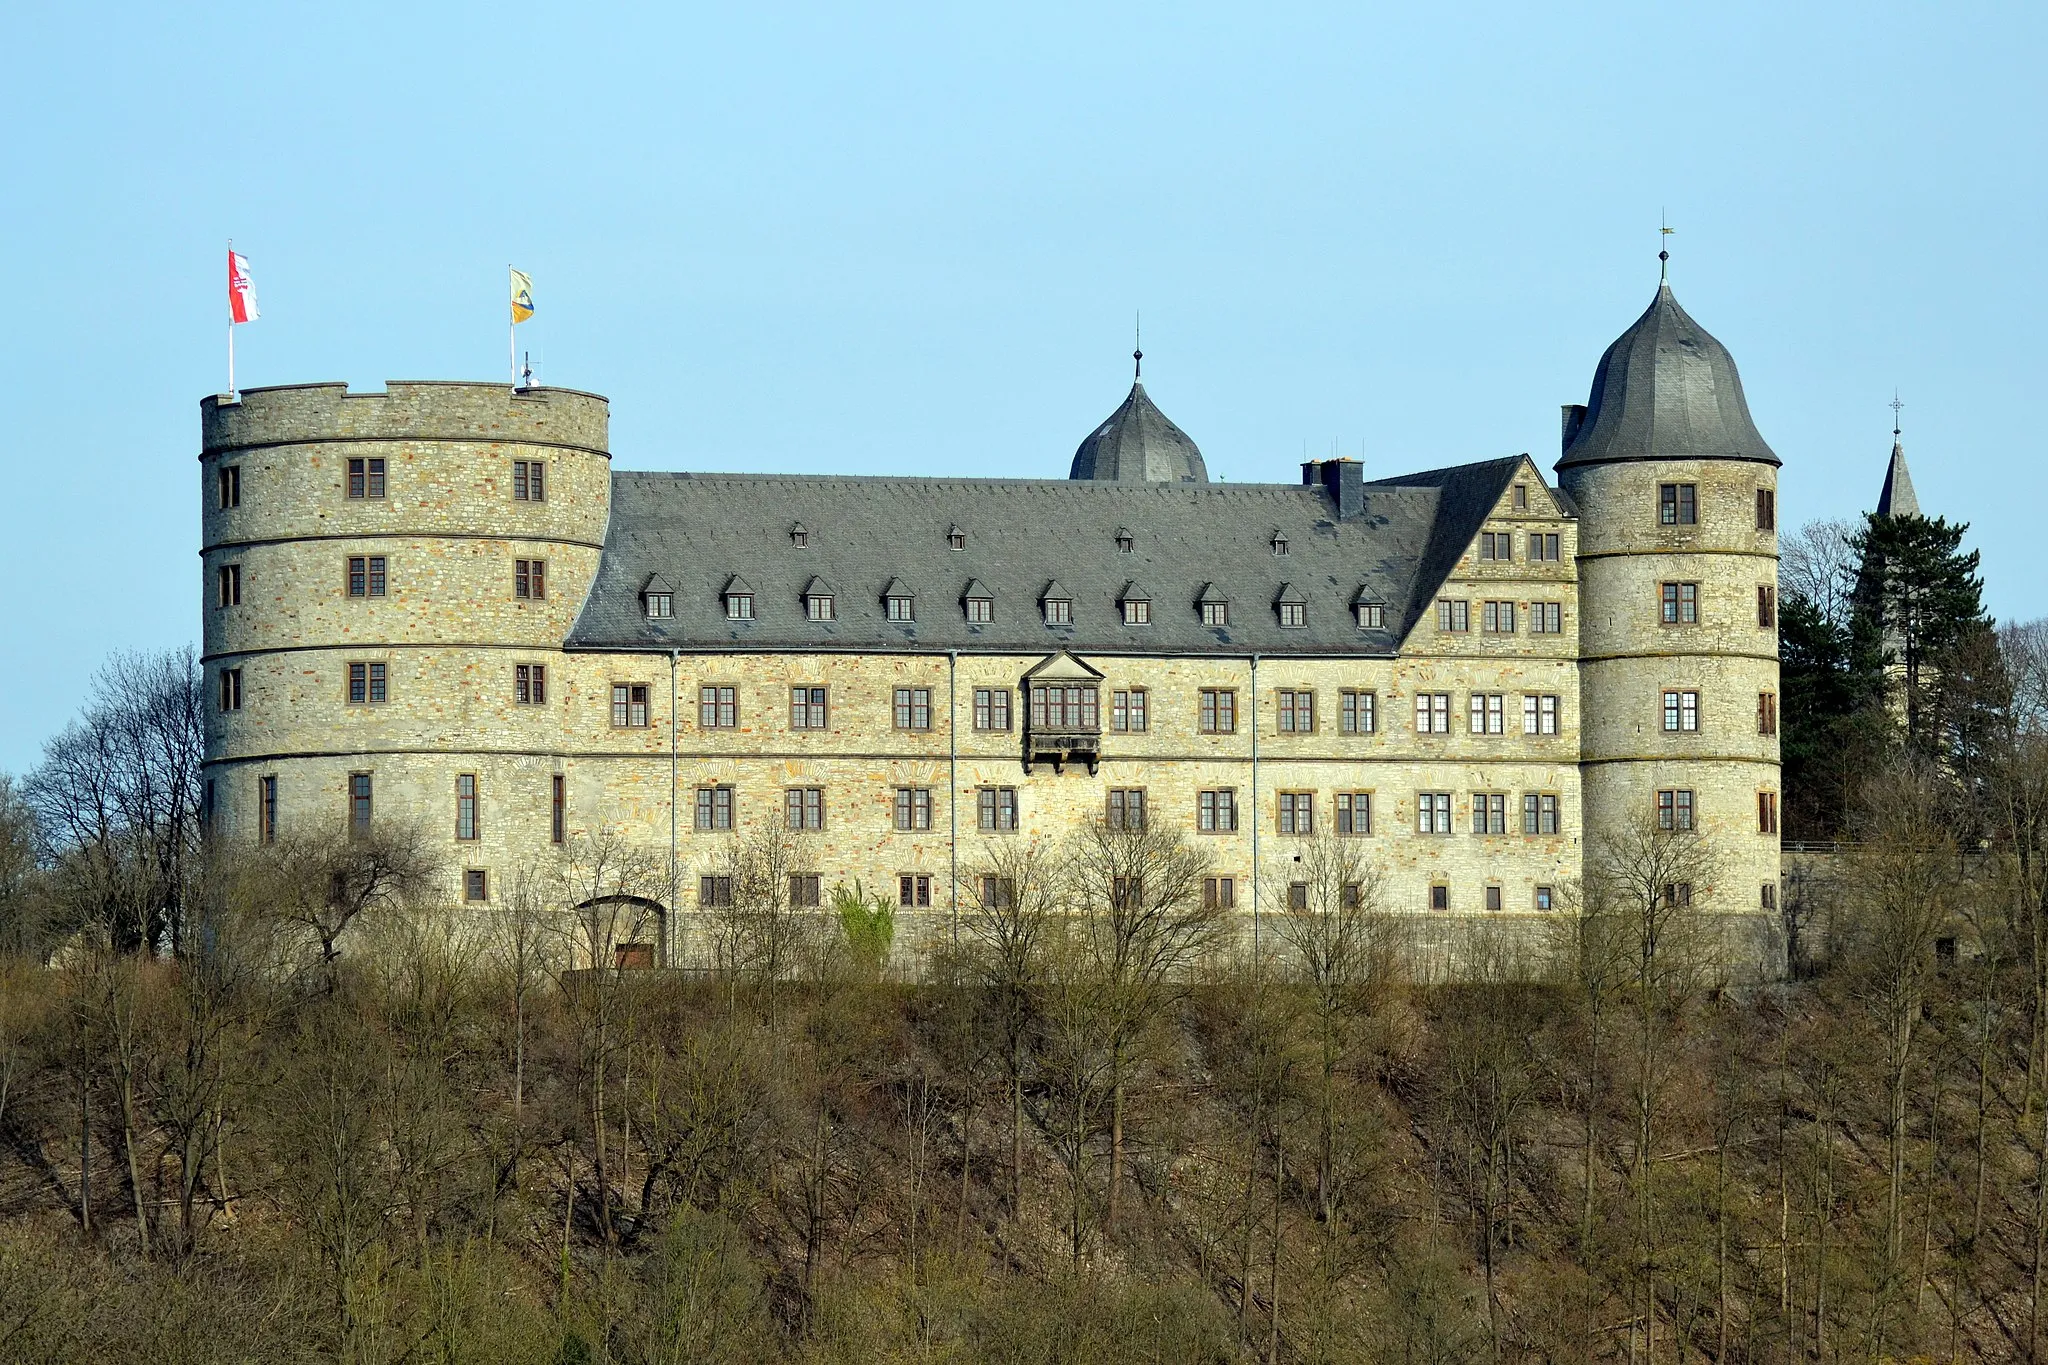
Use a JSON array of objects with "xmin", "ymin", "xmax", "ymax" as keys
[{"xmin": 1876, "ymin": 393, "xmax": 1921, "ymax": 518}]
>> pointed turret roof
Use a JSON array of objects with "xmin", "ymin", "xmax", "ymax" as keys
[
  {"xmin": 1877, "ymin": 437, "xmax": 1921, "ymax": 518},
  {"xmin": 1559, "ymin": 283, "xmax": 1780, "ymax": 470},
  {"xmin": 1069, "ymin": 382, "xmax": 1208, "ymax": 484}
]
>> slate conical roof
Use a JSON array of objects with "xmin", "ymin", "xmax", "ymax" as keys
[
  {"xmin": 1877, "ymin": 437, "xmax": 1921, "ymax": 517},
  {"xmin": 1069, "ymin": 382, "xmax": 1208, "ymax": 484},
  {"xmin": 1559, "ymin": 283, "xmax": 1780, "ymax": 469}
]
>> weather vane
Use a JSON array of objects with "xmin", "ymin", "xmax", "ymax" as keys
[
  {"xmin": 1660, "ymin": 211, "xmax": 1674, "ymax": 282},
  {"xmin": 1134, "ymin": 312, "xmax": 1143, "ymax": 383}
]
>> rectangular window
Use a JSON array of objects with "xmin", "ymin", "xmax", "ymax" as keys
[
  {"xmin": 1664, "ymin": 883, "xmax": 1694, "ymax": 908},
  {"xmin": 894, "ymin": 686, "xmax": 934, "ymax": 730},
  {"xmin": 1278, "ymin": 688, "xmax": 1315, "ymax": 733},
  {"xmin": 1286, "ymin": 881, "xmax": 1310, "ymax": 911},
  {"xmin": 1757, "ymin": 585, "xmax": 1777, "ymax": 629},
  {"xmin": 342, "ymin": 555, "xmax": 386, "ymax": 599},
  {"xmin": 1471, "ymin": 793, "xmax": 1507, "ymax": 835},
  {"xmin": 726, "ymin": 592, "xmax": 753, "ymax": 621},
  {"xmin": 1417, "ymin": 792, "xmax": 1453, "ymax": 835},
  {"xmin": 982, "ymin": 875, "xmax": 1017, "ymax": 910},
  {"xmin": 514, "ymin": 559, "xmax": 546, "ymax": 600},
  {"xmin": 1522, "ymin": 792, "xmax": 1560, "ymax": 835},
  {"xmin": 456, "ymin": 773, "xmax": 479, "ymax": 841},
  {"xmin": 1513, "ymin": 484, "xmax": 1529, "ymax": 510},
  {"xmin": 1761, "ymin": 882, "xmax": 1778, "ymax": 912},
  {"xmin": 980, "ymin": 786, "xmax": 1020, "ymax": 832},
  {"xmin": 1198, "ymin": 788, "xmax": 1238, "ymax": 833},
  {"xmin": 1430, "ymin": 884, "xmax": 1450, "ymax": 911},
  {"xmin": 1279, "ymin": 600, "xmax": 1308, "ymax": 629},
  {"xmin": 218, "ymin": 667, "xmax": 243, "ymax": 712},
  {"xmin": 1202, "ymin": 601, "xmax": 1230, "ymax": 627},
  {"xmin": 1522, "ymin": 693, "xmax": 1559, "ymax": 735},
  {"xmin": 1479, "ymin": 884, "xmax": 1500, "ymax": 912},
  {"xmin": 805, "ymin": 593, "xmax": 833, "ymax": 621},
  {"xmin": 1530, "ymin": 533, "xmax": 1561, "ymax": 562},
  {"xmin": 1355, "ymin": 603, "xmax": 1386, "ymax": 629},
  {"xmin": 1468, "ymin": 693, "xmax": 1505, "ymax": 735},
  {"xmin": 1336, "ymin": 791, "xmax": 1372, "ymax": 835},
  {"xmin": 1530, "ymin": 601, "xmax": 1563, "ymax": 634},
  {"xmin": 699, "ymin": 876, "xmax": 733, "ymax": 908},
  {"xmin": 1759, "ymin": 791, "xmax": 1780, "ymax": 834},
  {"xmin": 1028, "ymin": 684, "xmax": 1096, "ymax": 729},
  {"xmin": 1756, "ymin": 487, "xmax": 1776, "ymax": 531},
  {"xmin": 886, "ymin": 594, "xmax": 915, "ymax": 621},
  {"xmin": 1340, "ymin": 689, "xmax": 1377, "ymax": 734},
  {"xmin": 965, "ymin": 596, "xmax": 993, "ymax": 623},
  {"xmin": 1106, "ymin": 788, "xmax": 1146, "ymax": 830},
  {"xmin": 1659, "ymin": 482, "xmax": 1697, "ymax": 526},
  {"xmin": 1415, "ymin": 692, "xmax": 1451, "ymax": 734},
  {"xmin": 1111, "ymin": 688, "xmax": 1149, "ymax": 732},
  {"xmin": 347, "ymin": 457, "xmax": 385, "ymax": 500},
  {"xmin": 346, "ymin": 661, "xmax": 388, "ymax": 704},
  {"xmin": 790, "ymin": 686, "xmax": 828, "ymax": 729},
  {"xmin": 1759, "ymin": 691, "xmax": 1778, "ymax": 736},
  {"xmin": 512, "ymin": 459, "xmax": 546, "ymax": 502},
  {"xmin": 551, "ymin": 774, "xmax": 565, "ymax": 844},
  {"xmin": 1478, "ymin": 531, "xmax": 1513, "ymax": 561},
  {"xmin": 515, "ymin": 663, "xmax": 547, "ymax": 705},
  {"xmin": 789, "ymin": 874, "xmax": 822, "ymax": 908},
  {"xmin": 698, "ymin": 685, "xmax": 738, "ymax": 729},
  {"xmin": 611, "ymin": 683, "xmax": 650, "ymax": 728},
  {"xmin": 1535, "ymin": 885, "xmax": 1555, "ymax": 912},
  {"xmin": 898, "ymin": 874, "xmax": 932, "ymax": 908},
  {"xmin": 464, "ymin": 869, "xmax": 489, "ymax": 902},
  {"xmin": 348, "ymin": 772, "xmax": 373, "ymax": 836},
  {"xmin": 218, "ymin": 464, "xmax": 241, "ymax": 509},
  {"xmin": 694, "ymin": 785, "xmax": 735, "ymax": 831},
  {"xmin": 1203, "ymin": 876, "xmax": 1236, "ymax": 910},
  {"xmin": 1657, "ymin": 788, "xmax": 1696, "ymax": 831},
  {"xmin": 1436, "ymin": 598, "xmax": 1470, "ymax": 632},
  {"xmin": 1199, "ymin": 688, "xmax": 1237, "ymax": 734},
  {"xmin": 973, "ymin": 687, "xmax": 1012, "ymax": 732},
  {"xmin": 258, "ymin": 774, "xmax": 277, "ymax": 844},
  {"xmin": 1481, "ymin": 601, "xmax": 1516, "ymax": 633},
  {"xmin": 1278, "ymin": 791, "xmax": 1314, "ymax": 836},
  {"xmin": 644, "ymin": 591, "xmax": 673, "ymax": 619},
  {"xmin": 1122, "ymin": 599, "xmax": 1151, "ymax": 625},
  {"xmin": 785, "ymin": 787, "xmax": 824, "ymax": 831},
  {"xmin": 217, "ymin": 563, "xmax": 242, "ymax": 607},
  {"xmin": 1661, "ymin": 582, "xmax": 1699, "ymax": 624},
  {"xmin": 1043, "ymin": 597, "xmax": 1072, "ymax": 625},
  {"xmin": 894, "ymin": 786, "xmax": 933, "ymax": 831},
  {"xmin": 1664, "ymin": 689, "xmax": 1700, "ymax": 733}
]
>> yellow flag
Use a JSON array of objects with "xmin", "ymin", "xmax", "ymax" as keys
[{"xmin": 510, "ymin": 268, "xmax": 534, "ymax": 324}]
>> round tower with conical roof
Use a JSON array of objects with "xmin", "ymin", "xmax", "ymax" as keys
[{"xmin": 1558, "ymin": 283, "xmax": 1783, "ymax": 969}]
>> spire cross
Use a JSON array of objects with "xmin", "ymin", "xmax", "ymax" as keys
[{"xmin": 1890, "ymin": 390, "xmax": 1904, "ymax": 437}]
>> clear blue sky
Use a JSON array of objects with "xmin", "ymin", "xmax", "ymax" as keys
[{"xmin": 1, "ymin": 0, "xmax": 2041, "ymax": 773}]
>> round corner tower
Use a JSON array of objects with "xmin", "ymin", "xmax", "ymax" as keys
[
  {"xmin": 1556, "ymin": 283, "xmax": 1782, "ymax": 971},
  {"xmin": 199, "ymin": 382, "xmax": 611, "ymax": 876}
]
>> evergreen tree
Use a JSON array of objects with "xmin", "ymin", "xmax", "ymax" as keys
[{"xmin": 1851, "ymin": 512, "xmax": 1989, "ymax": 753}]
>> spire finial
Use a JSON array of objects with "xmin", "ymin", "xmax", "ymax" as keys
[
  {"xmin": 1890, "ymin": 389, "xmax": 1904, "ymax": 438},
  {"xmin": 1659, "ymin": 210, "xmax": 1674, "ymax": 282},
  {"xmin": 1133, "ymin": 311, "xmax": 1143, "ymax": 383}
]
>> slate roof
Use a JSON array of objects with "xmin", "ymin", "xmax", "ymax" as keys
[
  {"xmin": 1068, "ymin": 382, "xmax": 1209, "ymax": 484},
  {"xmin": 563, "ymin": 457, "xmax": 1534, "ymax": 656},
  {"xmin": 1877, "ymin": 438, "xmax": 1921, "ymax": 518},
  {"xmin": 1558, "ymin": 283, "xmax": 1780, "ymax": 470}
]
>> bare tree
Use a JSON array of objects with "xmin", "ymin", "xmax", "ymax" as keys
[
  {"xmin": 1064, "ymin": 815, "xmax": 1219, "ymax": 1227},
  {"xmin": 1269, "ymin": 829, "xmax": 1396, "ymax": 1225},
  {"xmin": 958, "ymin": 837, "xmax": 1062, "ymax": 1219},
  {"xmin": 1782, "ymin": 517, "xmax": 1861, "ymax": 627},
  {"xmin": 253, "ymin": 822, "xmax": 441, "ymax": 988},
  {"xmin": 709, "ymin": 826, "xmax": 820, "ymax": 1005}
]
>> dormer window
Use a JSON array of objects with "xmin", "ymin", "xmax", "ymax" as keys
[
  {"xmin": 802, "ymin": 576, "xmax": 836, "ymax": 621},
  {"xmin": 947, "ymin": 525, "xmax": 966, "ymax": 550},
  {"xmin": 963, "ymin": 579, "xmax": 994, "ymax": 623},
  {"xmin": 1197, "ymin": 584, "xmax": 1229, "ymax": 627},
  {"xmin": 641, "ymin": 573, "xmax": 675, "ymax": 620},
  {"xmin": 723, "ymin": 576, "xmax": 755, "ymax": 621},
  {"xmin": 1120, "ymin": 583, "xmax": 1151, "ymax": 626},
  {"xmin": 1354, "ymin": 602, "xmax": 1385, "ymax": 629},
  {"xmin": 1041, "ymin": 582, "xmax": 1073, "ymax": 626},
  {"xmin": 790, "ymin": 522, "xmax": 809, "ymax": 548},
  {"xmin": 1275, "ymin": 584, "xmax": 1307, "ymax": 628},
  {"xmin": 1115, "ymin": 527, "xmax": 1134, "ymax": 554},
  {"xmin": 883, "ymin": 579, "xmax": 916, "ymax": 622},
  {"xmin": 1271, "ymin": 531, "xmax": 1289, "ymax": 557}
]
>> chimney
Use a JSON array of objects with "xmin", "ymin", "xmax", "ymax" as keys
[
  {"xmin": 1560, "ymin": 404, "xmax": 1588, "ymax": 453},
  {"xmin": 1302, "ymin": 458, "xmax": 1365, "ymax": 521}
]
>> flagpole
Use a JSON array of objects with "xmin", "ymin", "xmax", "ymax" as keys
[
  {"xmin": 228, "ymin": 323, "xmax": 236, "ymax": 397},
  {"xmin": 226, "ymin": 239, "xmax": 235, "ymax": 397},
  {"xmin": 508, "ymin": 264, "xmax": 516, "ymax": 389}
]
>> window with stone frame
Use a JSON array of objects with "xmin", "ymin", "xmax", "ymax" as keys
[
  {"xmin": 1111, "ymin": 688, "xmax": 1148, "ymax": 732},
  {"xmin": 699, "ymin": 876, "xmax": 733, "ymax": 908},
  {"xmin": 1336, "ymin": 791, "xmax": 1371, "ymax": 835},
  {"xmin": 1759, "ymin": 790, "xmax": 1780, "ymax": 834},
  {"xmin": 1278, "ymin": 791, "xmax": 1314, "ymax": 836},
  {"xmin": 456, "ymin": 774, "xmax": 479, "ymax": 841},
  {"xmin": 218, "ymin": 464, "xmax": 241, "ymax": 509},
  {"xmin": 217, "ymin": 563, "xmax": 242, "ymax": 607},
  {"xmin": 1106, "ymin": 788, "xmax": 1145, "ymax": 830},
  {"xmin": 1203, "ymin": 876, "xmax": 1236, "ymax": 909},
  {"xmin": 1663, "ymin": 689, "xmax": 1700, "ymax": 733},
  {"xmin": 611, "ymin": 683, "xmax": 649, "ymax": 728},
  {"xmin": 899, "ymin": 874, "xmax": 932, "ymax": 907},
  {"xmin": 1757, "ymin": 585, "xmax": 1777, "ymax": 629},
  {"xmin": 512, "ymin": 460, "xmax": 546, "ymax": 502},
  {"xmin": 979, "ymin": 787, "xmax": 1019, "ymax": 832},
  {"xmin": 785, "ymin": 787, "xmax": 824, "ymax": 831},
  {"xmin": 218, "ymin": 668, "xmax": 243, "ymax": 712},
  {"xmin": 1530, "ymin": 601, "xmax": 1564, "ymax": 633},
  {"xmin": 1481, "ymin": 600, "xmax": 1516, "ymax": 633},
  {"xmin": 347, "ymin": 457, "xmax": 385, "ymax": 500},
  {"xmin": 1415, "ymin": 692, "xmax": 1451, "ymax": 734},
  {"xmin": 699, "ymin": 685, "xmax": 738, "ymax": 728},
  {"xmin": 789, "ymin": 874, "xmax": 822, "ymax": 908},
  {"xmin": 974, "ymin": 687, "xmax": 1012, "ymax": 731},
  {"xmin": 1469, "ymin": 693, "xmax": 1506, "ymax": 735},
  {"xmin": 790, "ymin": 686, "xmax": 828, "ymax": 729},
  {"xmin": 1661, "ymin": 581, "xmax": 1699, "ymax": 624},
  {"xmin": 1198, "ymin": 788, "xmax": 1237, "ymax": 832},
  {"xmin": 514, "ymin": 558, "xmax": 546, "ymax": 600},
  {"xmin": 1522, "ymin": 793, "xmax": 1560, "ymax": 835},
  {"xmin": 1199, "ymin": 688, "xmax": 1236, "ymax": 734},
  {"xmin": 347, "ymin": 661, "xmax": 388, "ymax": 705},
  {"xmin": 694, "ymin": 785, "xmax": 735, "ymax": 831},
  {"xmin": 1436, "ymin": 598, "xmax": 1470, "ymax": 632},
  {"xmin": 1478, "ymin": 531, "xmax": 1513, "ymax": 561},
  {"xmin": 1758, "ymin": 691, "xmax": 1778, "ymax": 736},
  {"xmin": 1756, "ymin": 487, "xmax": 1776, "ymax": 531},
  {"xmin": 515, "ymin": 663, "xmax": 547, "ymax": 705},
  {"xmin": 1278, "ymin": 688, "xmax": 1315, "ymax": 733},
  {"xmin": 1529, "ymin": 532, "xmax": 1562, "ymax": 561},
  {"xmin": 1471, "ymin": 793, "xmax": 1507, "ymax": 834},
  {"xmin": 347, "ymin": 555, "xmax": 387, "ymax": 598},
  {"xmin": 1340, "ymin": 689, "xmax": 1376, "ymax": 733},
  {"xmin": 1659, "ymin": 482, "xmax": 1697, "ymax": 525},
  {"xmin": 1657, "ymin": 788, "xmax": 1695, "ymax": 831},
  {"xmin": 894, "ymin": 686, "xmax": 933, "ymax": 730},
  {"xmin": 1417, "ymin": 792, "xmax": 1453, "ymax": 834},
  {"xmin": 1522, "ymin": 693, "xmax": 1559, "ymax": 735},
  {"xmin": 894, "ymin": 786, "xmax": 933, "ymax": 831}
]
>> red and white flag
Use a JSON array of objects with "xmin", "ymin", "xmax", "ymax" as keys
[{"xmin": 228, "ymin": 250, "xmax": 259, "ymax": 324}]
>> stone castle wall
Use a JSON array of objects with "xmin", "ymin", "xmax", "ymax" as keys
[{"xmin": 199, "ymin": 384, "xmax": 1782, "ymax": 974}]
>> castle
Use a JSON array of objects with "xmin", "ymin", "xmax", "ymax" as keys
[{"xmin": 198, "ymin": 280, "xmax": 1787, "ymax": 970}]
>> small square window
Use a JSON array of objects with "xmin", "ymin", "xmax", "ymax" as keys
[
  {"xmin": 887, "ymin": 595, "xmax": 915, "ymax": 622},
  {"xmin": 514, "ymin": 559, "xmax": 546, "ymax": 600},
  {"xmin": 1355, "ymin": 602, "xmax": 1385, "ymax": 629},
  {"xmin": 1659, "ymin": 483, "xmax": 1697, "ymax": 526},
  {"xmin": 1043, "ymin": 597, "xmax": 1072, "ymax": 625},
  {"xmin": 463, "ymin": 869, "xmax": 488, "ymax": 902},
  {"xmin": 966, "ymin": 596, "xmax": 993, "ymax": 623},
  {"xmin": 1278, "ymin": 601, "xmax": 1306, "ymax": 629},
  {"xmin": 347, "ymin": 457, "xmax": 386, "ymax": 500},
  {"xmin": 1430, "ymin": 884, "xmax": 1449, "ymax": 911},
  {"xmin": 899, "ymin": 874, "xmax": 932, "ymax": 908},
  {"xmin": 807, "ymin": 593, "xmax": 835, "ymax": 621},
  {"xmin": 512, "ymin": 460, "xmax": 547, "ymax": 502},
  {"xmin": 645, "ymin": 591, "xmax": 673, "ymax": 619},
  {"xmin": 1122, "ymin": 599, "xmax": 1150, "ymax": 625},
  {"xmin": 1202, "ymin": 600, "xmax": 1229, "ymax": 627},
  {"xmin": 726, "ymin": 593, "xmax": 754, "ymax": 621},
  {"xmin": 1535, "ymin": 885, "xmax": 1554, "ymax": 913},
  {"xmin": 612, "ymin": 683, "xmax": 650, "ymax": 728}
]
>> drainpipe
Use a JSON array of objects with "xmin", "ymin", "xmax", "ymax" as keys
[
  {"xmin": 1249, "ymin": 652, "xmax": 1260, "ymax": 964},
  {"xmin": 669, "ymin": 648, "xmax": 679, "ymax": 967},
  {"xmin": 948, "ymin": 651, "xmax": 959, "ymax": 949}
]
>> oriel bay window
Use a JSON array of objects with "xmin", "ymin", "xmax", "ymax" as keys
[{"xmin": 1030, "ymin": 683, "xmax": 1095, "ymax": 730}]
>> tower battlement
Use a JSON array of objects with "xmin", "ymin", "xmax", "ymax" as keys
[{"xmin": 201, "ymin": 382, "xmax": 610, "ymax": 457}]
